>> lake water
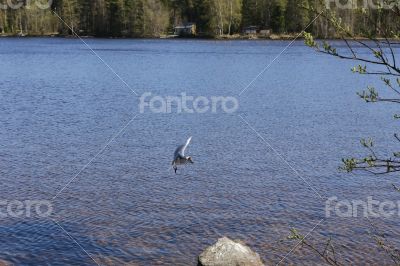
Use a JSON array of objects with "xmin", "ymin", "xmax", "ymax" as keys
[{"xmin": 0, "ymin": 38, "xmax": 399, "ymax": 265}]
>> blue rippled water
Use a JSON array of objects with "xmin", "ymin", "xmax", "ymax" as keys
[{"xmin": 0, "ymin": 38, "xmax": 399, "ymax": 265}]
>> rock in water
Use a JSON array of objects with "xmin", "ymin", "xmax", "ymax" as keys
[
  {"xmin": 0, "ymin": 259, "xmax": 12, "ymax": 266},
  {"xmin": 198, "ymin": 237, "xmax": 264, "ymax": 266}
]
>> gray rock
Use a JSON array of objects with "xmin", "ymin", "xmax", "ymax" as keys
[
  {"xmin": 0, "ymin": 259, "xmax": 12, "ymax": 266},
  {"xmin": 198, "ymin": 237, "xmax": 264, "ymax": 266}
]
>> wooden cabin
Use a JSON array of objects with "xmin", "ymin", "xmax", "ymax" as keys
[
  {"xmin": 243, "ymin": 26, "xmax": 258, "ymax": 35},
  {"xmin": 174, "ymin": 23, "xmax": 196, "ymax": 36}
]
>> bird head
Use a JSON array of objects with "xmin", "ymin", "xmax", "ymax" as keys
[{"xmin": 187, "ymin": 156, "xmax": 194, "ymax": 163}]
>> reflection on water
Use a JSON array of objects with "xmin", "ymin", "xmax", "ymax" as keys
[{"xmin": 0, "ymin": 38, "xmax": 399, "ymax": 265}]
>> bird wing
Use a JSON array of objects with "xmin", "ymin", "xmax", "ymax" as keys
[{"xmin": 174, "ymin": 136, "xmax": 192, "ymax": 158}]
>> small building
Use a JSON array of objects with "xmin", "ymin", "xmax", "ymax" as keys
[
  {"xmin": 174, "ymin": 23, "xmax": 196, "ymax": 36},
  {"xmin": 259, "ymin": 29, "xmax": 271, "ymax": 37},
  {"xmin": 243, "ymin": 26, "xmax": 258, "ymax": 35}
]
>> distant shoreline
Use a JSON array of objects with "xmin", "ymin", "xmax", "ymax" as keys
[
  {"xmin": 0, "ymin": 33, "xmax": 391, "ymax": 41},
  {"xmin": 0, "ymin": 33, "xmax": 300, "ymax": 40}
]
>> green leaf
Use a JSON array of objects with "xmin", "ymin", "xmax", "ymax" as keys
[
  {"xmin": 303, "ymin": 32, "xmax": 317, "ymax": 48},
  {"xmin": 373, "ymin": 50, "xmax": 382, "ymax": 59},
  {"xmin": 357, "ymin": 86, "xmax": 378, "ymax": 102},
  {"xmin": 352, "ymin": 65, "xmax": 367, "ymax": 74},
  {"xmin": 341, "ymin": 158, "xmax": 357, "ymax": 172}
]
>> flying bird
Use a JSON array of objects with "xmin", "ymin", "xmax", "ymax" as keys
[{"xmin": 172, "ymin": 136, "xmax": 194, "ymax": 173}]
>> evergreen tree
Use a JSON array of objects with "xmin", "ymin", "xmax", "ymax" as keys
[
  {"xmin": 285, "ymin": 0, "xmax": 310, "ymax": 32},
  {"xmin": 0, "ymin": 0, "xmax": 398, "ymax": 38},
  {"xmin": 241, "ymin": 0, "xmax": 257, "ymax": 27},
  {"xmin": 271, "ymin": 0, "xmax": 285, "ymax": 33}
]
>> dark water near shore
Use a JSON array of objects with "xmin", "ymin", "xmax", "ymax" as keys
[{"xmin": 1, "ymin": 38, "xmax": 400, "ymax": 265}]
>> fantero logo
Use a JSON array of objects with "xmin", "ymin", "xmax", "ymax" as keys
[
  {"xmin": 0, "ymin": 0, "xmax": 53, "ymax": 10},
  {"xmin": 0, "ymin": 200, "xmax": 53, "ymax": 218},
  {"xmin": 325, "ymin": 0, "xmax": 397, "ymax": 9},
  {"xmin": 139, "ymin": 92, "xmax": 239, "ymax": 114}
]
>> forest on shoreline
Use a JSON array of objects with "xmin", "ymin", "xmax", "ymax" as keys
[{"xmin": 0, "ymin": 0, "xmax": 399, "ymax": 38}]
